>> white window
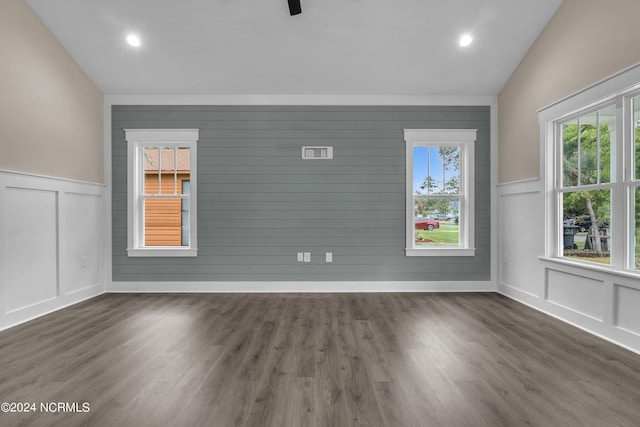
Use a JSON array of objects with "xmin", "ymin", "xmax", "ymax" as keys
[
  {"xmin": 404, "ymin": 129, "xmax": 476, "ymax": 256},
  {"xmin": 125, "ymin": 129, "xmax": 198, "ymax": 257},
  {"xmin": 555, "ymin": 105, "xmax": 615, "ymax": 266},
  {"xmin": 543, "ymin": 64, "xmax": 640, "ymax": 273}
]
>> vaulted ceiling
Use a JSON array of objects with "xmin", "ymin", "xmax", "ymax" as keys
[{"xmin": 25, "ymin": 0, "xmax": 563, "ymax": 96}]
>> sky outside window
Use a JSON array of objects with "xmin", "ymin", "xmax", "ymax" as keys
[{"xmin": 413, "ymin": 146, "xmax": 460, "ymax": 195}]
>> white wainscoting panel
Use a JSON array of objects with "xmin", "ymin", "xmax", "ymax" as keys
[
  {"xmin": 546, "ymin": 269, "xmax": 604, "ymax": 321},
  {"xmin": 60, "ymin": 192, "xmax": 103, "ymax": 295},
  {"xmin": 0, "ymin": 170, "xmax": 105, "ymax": 330},
  {"xmin": 498, "ymin": 181, "xmax": 544, "ymax": 298},
  {"xmin": 615, "ymin": 284, "xmax": 640, "ymax": 336},
  {"xmin": 498, "ymin": 179, "xmax": 640, "ymax": 354},
  {"xmin": 5, "ymin": 187, "xmax": 59, "ymax": 312}
]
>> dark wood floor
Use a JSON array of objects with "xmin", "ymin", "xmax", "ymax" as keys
[{"xmin": 0, "ymin": 293, "xmax": 639, "ymax": 426}]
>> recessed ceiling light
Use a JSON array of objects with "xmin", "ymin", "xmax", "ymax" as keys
[
  {"xmin": 459, "ymin": 34, "xmax": 473, "ymax": 47},
  {"xmin": 126, "ymin": 34, "xmax": 141, "ymax": 47}
]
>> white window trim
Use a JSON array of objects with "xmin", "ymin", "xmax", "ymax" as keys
[
  {"xmin": 125, "ymin": 129, "xmax": 199, "ymax": 257},
  {"xmin": 404, "ymin": 129, "xmax": 476, "ymax": 257},
  {"xmin": 540, "ymin": 63, "xmax": 640, "ymax": 274}
]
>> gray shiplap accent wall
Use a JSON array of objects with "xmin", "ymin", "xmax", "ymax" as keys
[{"xmin": 112, "ymin": 106, "xmax": 490, "ymax": 282}]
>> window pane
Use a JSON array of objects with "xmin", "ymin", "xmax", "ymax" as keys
[
  {"xmin": 413, "ymin": 146, "xmax": 460, "ymax": 195},
  {"xmin": 414, "ymin": 198, "xmax": 459, "ymax": 247},
  {"xmin": 181, "ymin": 180, "xmax": 191, "ymax": 246},
  {"xmin": 562, "ymin": 120, "xmax": 579, "ymax": 187},
  {"xmin": 631, "ymin": 187, "xmax": 640, "ymax": 270},
  {"xmin": 562, "ymin": 106, "xmax": 614, "ymax": 188},
  {"xmin": 598, "ymin": 105, "xmax": 615, "ymax": 184},
  {"xmin": 634, "ymin": 96, "xmax": 640, "ymax": 180},
  {"xmin": 144, "ymin": 147, "xmax": 191, "ymax": 195},
  {"xmin": 143, "ymin": 147, "xmax": 159, "ymax": 195},
  {"xmin": 144, "ymin": 198, "xmax": 182, "ymax": 246},
  {"xmin": 579, "ymin": 111, "xmax": 599, "ymax": 185},
  {"xmin": 562, "ymin": 189, "xmax": 611, "ymax": 264}
]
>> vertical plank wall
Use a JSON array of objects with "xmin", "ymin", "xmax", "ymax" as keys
[{"xmin": 111, "ymin": 106, "xmax": 490, "ymax": 282}]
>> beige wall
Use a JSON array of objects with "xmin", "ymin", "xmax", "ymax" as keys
[
  {"xmin": 0, "ymin": 0, "xmax": 103, "ymax": 183},
  {"xmin": 498, "ymin": 0, "xmax": 640, "ymax": 184}
]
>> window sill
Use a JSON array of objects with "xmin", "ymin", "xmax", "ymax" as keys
[
  {"xmin": 405, "ymin": 248, "xmax": 476, "ymax": 257},
  {"xmin": 127, "ymin": 247, "xmax": 198, "ymax": 257},
  {"xmin": 540, "ymin": 256, "xmax": 640, "ymax": 283}
]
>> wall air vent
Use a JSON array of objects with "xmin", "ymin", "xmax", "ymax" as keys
[{"xmin": 302, "ymin": 146, "xmax": 333, "ymax": 160}]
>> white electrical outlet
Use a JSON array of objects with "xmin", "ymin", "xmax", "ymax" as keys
[
  {"xmin": 80, "ymin": 256, "xmax": 87, "ymax": 268},
  {"xmin": 297, "ymin": 252, "xmax": 304, "ymax": 262},
  {"xmin": 326, "ymin": 252, "xmax": 333, "ymax": 263},
  {"xmin": 303, "ymin": 252, "xmax": 311, "ymax": 263}
]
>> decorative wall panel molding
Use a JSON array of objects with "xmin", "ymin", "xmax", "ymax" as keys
[
  {"xmin": 498, "ymin": 179, "xmax": 640, "ymax": 354},
  {"xmin": 0, "ymin": 170, "xmax": 105, "ymax": 330}
]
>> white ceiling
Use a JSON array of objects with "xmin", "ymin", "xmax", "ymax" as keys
[{"xmin": 25, "ymin": 0, "xmax": 563, "ymax": 96}]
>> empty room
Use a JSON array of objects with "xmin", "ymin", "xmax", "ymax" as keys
[{"xmin": 1, "ymin": 0, "xmax": 640, "ymax": 425}]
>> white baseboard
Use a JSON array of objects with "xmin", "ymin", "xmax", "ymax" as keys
[
  {"xmin": 108, "ymin": 280, "xmax": 496, "ymax": 293},
  {"xmin": 499, "ymin": 283, "xmax": 640, "ymax": 356},
  {"xmin": 498, "ymin": 281, "xmax": 542, "ymax": 304},
  {"xmin": 0, "ymin": 286, "xmax": 104, "ymax": 332}
]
